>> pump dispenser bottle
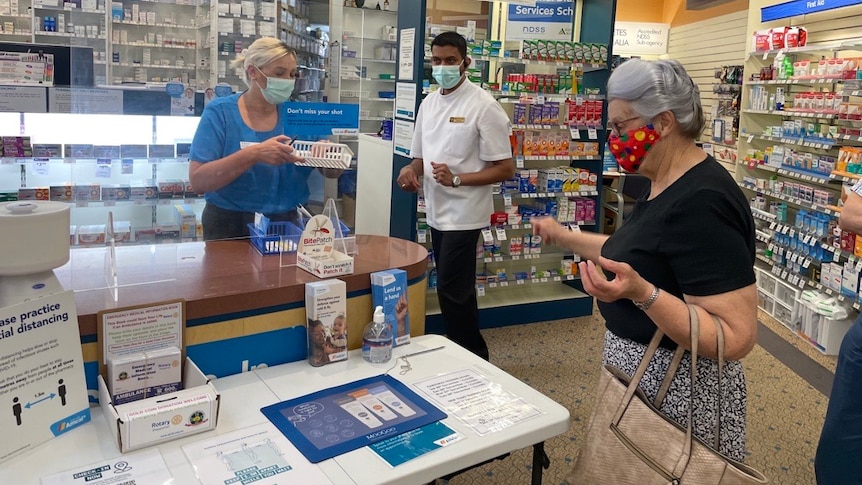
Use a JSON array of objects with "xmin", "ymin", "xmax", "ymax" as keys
[{"xmin": 362, "ymin": 306, "xmax": 393, "ymax": 363}]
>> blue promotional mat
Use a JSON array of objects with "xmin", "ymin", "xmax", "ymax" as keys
[{"xmin": 261, "ymin": 374, "xmax": 447, "ymax": 463}]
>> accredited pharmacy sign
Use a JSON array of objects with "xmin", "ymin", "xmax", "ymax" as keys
[{"xmin": 507, "ymin": 0, "xmax": 574, "ymax": 41}]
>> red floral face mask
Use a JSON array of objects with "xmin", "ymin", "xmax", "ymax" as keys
[{"xmin": 607, "ymin": 124, "xmax": 660, "ymax": 172}]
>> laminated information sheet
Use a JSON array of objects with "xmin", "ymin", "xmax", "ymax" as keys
[
  {"xmin": 183, "ymin": 422, "xmax": 333, "ymax": 485},
  {"xmin": 412, "ymin": 369, "xmax": 542, "ymax": 436},
  {"xmin": 41, "ymin": 448, "xmax": 172, "ymax": 485}
]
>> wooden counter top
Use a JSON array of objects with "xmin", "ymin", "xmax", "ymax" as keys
[{"xmin": 58, "ymin": 235, "xmax": 428, "ymax": 338}]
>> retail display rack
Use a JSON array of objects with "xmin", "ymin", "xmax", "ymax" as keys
[
  {"xmin": 738, "ymin": 39, "xmax": 862, "ymax": 353},
  {"xmin": 0, "ymin": 0, "xmax": 323, "ymax": 96}
]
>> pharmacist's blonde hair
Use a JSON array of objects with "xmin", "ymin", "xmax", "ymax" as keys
[
  {"xmin": 607, "ymin": 59, "xmax": 705, "ymax": 139},
  {"xmin": 230, "ymin": 37, "xmax": 296, "ymax": 88}
]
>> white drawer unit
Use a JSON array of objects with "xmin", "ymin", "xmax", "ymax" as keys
[{"xmin": 755, "ymin": 266, "xmax": 801, "ymax": 331}]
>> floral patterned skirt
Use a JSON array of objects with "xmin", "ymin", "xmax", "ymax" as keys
[{"xmin": 602, "ymin": 330, "xmax": 748, "ymax": 462}]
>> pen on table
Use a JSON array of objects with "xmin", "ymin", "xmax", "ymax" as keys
[{"xmin": 402, "ymin": 346, "xmax": 445, "ymax": 359}]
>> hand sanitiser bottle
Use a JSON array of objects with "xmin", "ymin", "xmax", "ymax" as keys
[{"xmin": 362, "ymin": 306, "xmax": 392, "ymax": 363}]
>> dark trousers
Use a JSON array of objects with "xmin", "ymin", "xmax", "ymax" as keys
[
  {"xmin": 815, "ymin": 314, "xmax": 862, "ymax": 485},
  {"xmin": 202, "ymin": 202, "xmax": 298, "ymax": 241},
  {"xmin": 430, "ymin": 227, "xmax": 488, "ymax": 361}
]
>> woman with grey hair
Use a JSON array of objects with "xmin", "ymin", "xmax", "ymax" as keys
[{"xmin": 533, "ymin": 59, "xmax": 757, "ymax": 461}]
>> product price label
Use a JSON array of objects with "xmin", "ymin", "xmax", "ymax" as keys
[
  {"xmin": 496, "ymin": 228, "xmax": 507, "ymax": 241},
  {"xmin": 512, "ymin": 255, "xmax": 520, "ymax": 260},
  {"xmin": 857, "ymin": 261, "xmax": 862, "ymax": 272},
  {"xmin": 781, "ymin": 269, "xmax": 789, "ymax": 279},
  {"xmin": 32, "ymin": 158, "xmax": 49, "ymax": 175},
  {"xmin": 516, "ymin": 156, "xmax": 525, "ymax": 169},
  {"xmin": 570, "ymin": 127, "xmax": 580, "ymax": 139},
  {"xmin": 503, "ymin": 193, "xmax": 512, "ymax": 207},
  {"xmin": 789, "ymin": 229, "xmax": 796, "ymax": 238},
  {"xmin": 803, "ymin": 234, "xmax": 812, "ymax": 244},
  {"xmin": 477, "ymin": 285, "xmax": 485, "ymax": 297},
  {"xmin": 494, "ymin": 256, "xmax": 503, "ymax": 262},
  {"xmin": 748, "ymin": 135, "xmax": 755, "ymax": 143},
  {"xmin": 500, "ymin": 281, "xmax": 509, "ymax": 287},
  {"xmin": 417, "ymin": 230, "xmax": 427, "ymax": 243},
  {"xmin": 553, "ymin": 276, "xmax": 561, "ymax": 282},
  {"xmin": 482, "ymin": 228, "xmax": 494, "ymax": 243},
  {"xmin": 540, "ymin": 277, "xmax": 549, "ymax": 283},
  {"xmin": 799, "ymin": 279, "xmax": 807, "ymax": 289},
  {"xmin": 517, "ymin": 279, "xmax": 525, "ymax": 285},
  {"xmin": 769, "ymin": 221, "xmax": 777, "ymax": 230},
  {"xmin": 803, "ymin": 259, "xmax": 811, "ymax": 269},
  {"xmin": 489, "ymin": 282, "xmax": 498, "ymax": 288},
  {"xmin": 587, "ymin": 127, "xmax": 598, "ymax": 139}
]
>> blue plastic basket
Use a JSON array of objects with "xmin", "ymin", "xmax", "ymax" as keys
[{"xmin": 247, "ymin": 221, "xmax": 302, "ymax": 255}]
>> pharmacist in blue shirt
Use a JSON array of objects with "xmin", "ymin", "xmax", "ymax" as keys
[{"xmin": 189, "ymin": 37, "xmax": 333, "ymax": 240}]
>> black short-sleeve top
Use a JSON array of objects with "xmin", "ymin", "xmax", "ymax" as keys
[{"xmin": 598, "ymin": 156, "xmax": 756, "ymax": 349}]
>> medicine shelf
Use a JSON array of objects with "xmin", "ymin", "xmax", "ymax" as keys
[
  {"xmin": 747, "ymin": 42, "xmax": 849, "ymax": 58},
  {"xmin": 750, "ymin": 206, "xmax": 778, "ymax": 222},
  {"xmin": 741, "ymin": 109, "xmax": 838, "ymax": 120},
  {"xmin": 341, "ymin": 77, "xmax": 396, "ymax": 82},
  {"xmin": 426, "ymin": 282, "xmax": 588, "ymax": 315},
  {"xmin": 0, "ymin": 32, "xmax": 32, "ymax": 37},
  {"xmin": 342, "ymin": 57, "xmax": 396, "ymax": 64},
  {"xmin": 0, "ymin": 14, "xmax": 30, "ymax": 18},
  {"xmin": 33, "ymin": 6, "xmax": 105, "ymax": 14},
  {"xmin": 738, "ymin": 182, "xmax": 842, "ymax": 217},
  {"xmin": 115, "ymin": 42, "xmax": 197, "ymax": 50},
  {"xmin": 68, "ymin": 198, "xmax": 206, "ymax": 208},
  {"xmin": 113, "ymin": 20, "xmax": 198, "ymax": 30},
  {"xmin": 746, "ymin": 78, "xmax": 843, "ymax": 85},
  {"xmin": 743, "ymin": 133, "xmax": 835, "ymax": 150},
  {"xmin": 844, "ymin": 90, "xmax": 862, "ymax": 97},
  {"xmin": 342, "ymin": 6, "xmax": 398, "ymax": 15},
  {"xmin": 343, "ymin": 36, "xmax": 397, "ymax": 44},
  {"xmin": 112, "ymin": 63, "xmax": 191, "ymax": 69},
  {"xmin": 496, "ymin": 190, "xmax": 599, "ymax": 199},
  {"xmin": 34, "ymin": 32, "xmax": 107, "ymax": 39},
  {"xmin": 464, "ymin": 54, "xmax": 607, "ymax": 72}
]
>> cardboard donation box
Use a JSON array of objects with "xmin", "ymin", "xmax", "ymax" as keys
[
  {"xmin": 98, "ymin": 357, "xmax": 220, "ymax": 452},
  {"xmin": 297, "ymin": 213, "xmax": 354, "ymax": 277}
]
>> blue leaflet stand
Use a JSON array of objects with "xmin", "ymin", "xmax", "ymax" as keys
[{"xmin": 261, "ymin": 374, "xmax": 447, "ymax": 463}]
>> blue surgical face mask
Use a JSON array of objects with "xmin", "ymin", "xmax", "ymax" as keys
[
  {"xmin": 255, "ymin": 66, "xmax": 295, "ymax": 104},
  {"xmin": 432, "ymin": 62, "xmax": 464, "ymax": 90}
]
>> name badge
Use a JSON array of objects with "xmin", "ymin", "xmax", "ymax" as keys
[
  {"xmin": 239, "ymin": 141, "xmax": 259, "ymax": 149},
  {"xmin": 449, "ymin": 117, "xmax": 466, "ymax": 123}
]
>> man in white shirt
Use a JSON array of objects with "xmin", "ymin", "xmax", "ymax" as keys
[{"xmin": 397, "ymin": 31, "xmax": 515, "ymax": 361}]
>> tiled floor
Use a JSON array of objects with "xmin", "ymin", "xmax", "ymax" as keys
[{"xmin": 436, "ymin": 307, "xmax": 833, "ymax": 484}]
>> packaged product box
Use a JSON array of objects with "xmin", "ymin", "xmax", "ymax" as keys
[
  {"xmin": 120, "ymin": 144, "xmax": 148, "ymax": 158},
  {"xmin": 50, "ymin": 183, "xmax": 74, "ymax": 202},
  {"xmin": 0, "ymin": 190, "xmax": 17, "ymax": 202},
  {"xmin": 111, "ymin": 221, "xmax": 131, "ymax": 243},
  {"xmin": 371, "ymin": 269, "xmax": 411, "ymax": 346},
  {"xmin": 101, "ymin": 184, "xmax": 130, "ymax": 201},
  {"xmin": 98, "ymin": 357, "xmax": 219, "ymax": 453},
  {"xmin": 174, "ymin": 204, "xmax": 197, "ymax": 239},
  {"xmin": 93, "ymin": 145, "xmax": 120, "ymax": 158},
  {"xmin": 148, "ymin": 144, "xmax": 175, "ymax": 158},
  {"xmin": 17, "ymin": 187, "xmax": 49, "ymax": 200},
  {"xmin": 74, "ymin": 183, "xmax": 101, "ymax": 202},
  {"xmin": 31, "ymin": 143, "xmax": 62, "ymax": 158},
  {"xmin": 305, "ymin": 279, "xmax": 348, "ymax": 366},
  {"xmin": 107, "ymin": 347, "xmax": 183, "ymax": 405},
  {"xmin": 64, "ymin": 144, "xmax": 94, "ymax": 158},
  {"xmin": 154, "ymin": 223, "xmax": 180, "ymax": 243},
  {"xmin": 77, "ymin": 224, "xmax": 106, "ymax": 245}
]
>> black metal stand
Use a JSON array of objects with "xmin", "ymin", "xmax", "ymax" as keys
[{"xmin": 531, "ymin": 442, "xmax": 551, "ymax": 485}]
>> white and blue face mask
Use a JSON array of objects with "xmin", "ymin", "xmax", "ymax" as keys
[
  {"xmin": 432, "ymin": 61, "xmax": 464, "ymax": 89},
  {"xmin": 255, "ymin": 66, "xmax": 295, "ymax": 104}
]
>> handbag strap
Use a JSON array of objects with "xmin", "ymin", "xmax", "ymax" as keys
[
  {"xmin": 712, "ymin": 313, "xmax": 725, "ymax": 451},
  {"xmin": 671, "ymin": 304, "xmax": 699, "ymax": 478},
  {"xmin": 610, "ymin": 328, "xmax": 665, "ymax": 426},
  {"xmin": 654, "ymin": 345, "xmax": 685, "ymax": 408}
]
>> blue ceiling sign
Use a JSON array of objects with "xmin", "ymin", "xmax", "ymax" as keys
[{"xmin": 762, "ymin": 0, "xmax": 862, "ymax": 22}]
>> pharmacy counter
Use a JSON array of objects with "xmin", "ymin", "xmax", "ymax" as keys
[{"xmin": 55, "ymin": 235, "xmax": 428, "ymax": 401}]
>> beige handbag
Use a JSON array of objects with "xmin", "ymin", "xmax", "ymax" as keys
[{"xmin": 564, "ymin": 305, "xmax": 768, "ymax": 485}]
